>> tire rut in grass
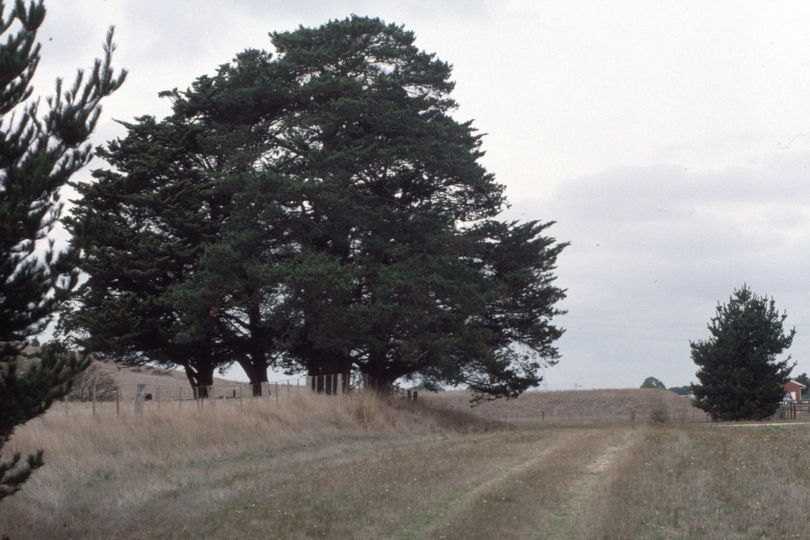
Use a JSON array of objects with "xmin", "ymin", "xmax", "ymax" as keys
[
  {"xmin": 400, "ymin": 429, "xmax": 595, "ymax": 540},
  {"xmin": 535, "ymin": 428, "xmax": 639, "ymax": 540}
]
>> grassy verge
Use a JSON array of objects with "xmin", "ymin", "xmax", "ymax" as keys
[
  {"xmin": 575, "ymin": 424, "xmax": 810, "ymax": 539},
  {"xmin": 0, "ymin": 390, "xmax": 490, "ymax": 539},
  {"xmin": 4, "ymin": 390, "xmax": 810, "ymax": 539}
]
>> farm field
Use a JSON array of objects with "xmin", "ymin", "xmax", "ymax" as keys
[
  {"xmin": 2, "ymin": 390, "xmax": 810, "ymax": 539},
  {"xmin": 422, "ymin": 387, "xmax": 700, "ymax": 425}
]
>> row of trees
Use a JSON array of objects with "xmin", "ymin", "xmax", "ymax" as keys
[
  {"xmin": 2, "ymin": 9, "xmax": 568, "ymax": 499},
  {"xmin": 60, "ymin": 15, "xmax": 569, "ymax": 400},
  {"xmin": 638, "ymin": 376, "xmax": 689, "ymax": 396}
]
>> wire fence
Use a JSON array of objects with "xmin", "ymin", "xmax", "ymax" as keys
[
  {"xmin": 59, "ymin": 373, "xmax": 418, "ymax": 418},
  {"xmin": 458, "ymin": 403, "xmax": 810, "ymax": 426}
]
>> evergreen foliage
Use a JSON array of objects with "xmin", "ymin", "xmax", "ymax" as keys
[
  {"xmin": 0, "ymin": 342, "xmax": 88, "ymax": 500},
  {"xmin": 690, "ymin": 285, "xmax": 795, "ymax": 421},
  {"xmin": 63, "ymin": 115, "xmax": 232, "ymax": 394},
  {"xmin": 0, "ymin": 0, "xmax": 124, "ymax": 500},
  {"xmin": 70, "ymin": 16, "xmax": 567, "ymax": 400}
]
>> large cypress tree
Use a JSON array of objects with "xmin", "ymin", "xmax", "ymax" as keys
[
  {"xmin": 177, "ymin": 16, "xmax": 568, "ymax": 399},
  {"xmin": 63, "ymin": 115, "xmax": 233, "ymax": 395},
  {"xmin": 690, "ymin": 285, "xmax": 795, "ymax": 421},
  {"xmin": 64, "ymin": 60, "xmax": 295, "ymax": 393},
  {"xmin": 0, "ymin": 0, "xmax": 125, "ymax": 499},
  {"xmin": 72, "ymin": 16, "xmax": 567, "ymax": 400}
]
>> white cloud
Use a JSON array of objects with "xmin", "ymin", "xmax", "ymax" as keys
[{"xmin": 504, "ymin": 149, "xmax": 810, "ymax": 389}]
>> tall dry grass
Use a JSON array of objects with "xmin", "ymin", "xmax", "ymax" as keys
[
  {"xmin": 424, "ymin": 388, "xmax": 700, "ymax": 425},
  {"xmin": 573, "ymin": 424, "xmax": 810, "ymax": 539},
  {"xmin": 5, "ymin": 388, "xmax": 809, "ymax": 540},
  {"xmin": 0, "ymin": 390, "xmax": 491, "ymax": 539}
]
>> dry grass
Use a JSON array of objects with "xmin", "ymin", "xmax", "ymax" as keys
[
  {"xmin": 4, "ymin": 387, "xmax": 810, "ymax": 539},
  {"xmin": 574, "ymin": 424, "xmax": 810, "ymax": 539},
  {"xmin": 423, "ymin": 388, "xmax": 700, "ymax": 425},
  {"xmin": 0, "ymin": 390, "xmax": 493, "ymax": 539}
]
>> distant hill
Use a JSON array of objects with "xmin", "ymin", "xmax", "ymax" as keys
[
  {"xmin": 89, "ymin": 359, "xmax": 239, "ymax": 390},
  {"xmin": 422, "ymin": 388, "xmax": 699, "ymax": 423}
]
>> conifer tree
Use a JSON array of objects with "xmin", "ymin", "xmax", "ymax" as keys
[
  {"xmin": 72, "ymin": 16, "xmax": 567, "ymax": 400},
  {"xmin": 690, "ymin": 285, "xmax": 795, "ymax": 421},
  {"xmin": 0, "ymin": 0, "xmax": 125, "ymax": 499},
  {"xmin": 64, "ymin": 115, "xmax": 232, "ymax": 395}
]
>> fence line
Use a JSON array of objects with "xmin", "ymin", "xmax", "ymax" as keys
[
  {"xmin": 60, "ymin": 373, "xmax": 417, "ymax": 417},
  {"xmin": 453, "ymin": 404, "xmax": 810, "ymax": 426}
]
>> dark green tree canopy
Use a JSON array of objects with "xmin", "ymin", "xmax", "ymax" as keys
[
  {"xmin": 0, "ymin": 4, "xmax": 125, "ymax": 340},
  {"xmin": 690, "ymin": 285, "xmax": 795, "ymax": 421},
  {"xmin": 69, "ymin": 15, "xmax": 567, "ymax": 401},
  {"xmin": 64, "ymin": 114, "xmax": 232, "ymax": 393},
  {"xmin": 0, "ymin": 0, "xmax": 124, "ymax": 500}
]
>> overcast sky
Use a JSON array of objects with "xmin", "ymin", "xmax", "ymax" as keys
[{"xmin": 33, "ymin": 1, "xmax": 810, "ymax": 390}]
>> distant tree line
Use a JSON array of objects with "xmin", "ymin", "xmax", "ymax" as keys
[{"xmin": 639, "ymin": 376, "xmax": 690, "ymax": 396}]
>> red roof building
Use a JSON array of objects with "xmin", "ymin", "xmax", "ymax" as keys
[{"xmin": 783, "ymin": 380, "xmax": 805, "ymax": 401}]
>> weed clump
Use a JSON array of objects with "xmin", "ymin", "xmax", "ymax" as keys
[{"xmin": 649, "ymin": 401, "xmax": 670, "ymax": 424}]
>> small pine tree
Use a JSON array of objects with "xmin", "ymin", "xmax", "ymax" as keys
[
  {"xmin": 690, "ymin": 285, "xmax": 795, "ymax": 421},
  {"xmin": 0, "ymin": 0, "xmax": 125, "ymax": 500}
]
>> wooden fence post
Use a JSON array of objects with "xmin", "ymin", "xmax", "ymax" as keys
[
  {"xmin": 156, "ymin": 386, "xmax": 161, "ymax": 411},
  {"xmin": 179, "ymin": 387, "xmax": 182, "ymax": 409},
  {"xmin": 262, "ymin": 382, "xmax": 269, "ymax": 401},
  {"xmin": 239, "ymin": 385, "xmax": 243, "ymax": 410},
  {"xmin": 92, "ymin": 385, "xmax": 97, "ymax": 418},
  {"xmin": 275, "ymin": 382, "xmax": 279, "ymax": 405},
  {"xmin": 116, "ymin": 387, "xmax": 120, "ymax": 416},
  {"xmin": 135, "ymin": 384, "xmax": 146, "ymax": 417},
  {"xmin": 337, "ymin": 374, "xmax": 343, "ymax": 396},
  {"xmin": 287, "ymin": 380, "xmax": 290, "ymax": 399}
]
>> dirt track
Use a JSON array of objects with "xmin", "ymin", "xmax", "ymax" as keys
[{"xmin": 394, "ymin": 426, "xmax": 638, "ymax": 540}]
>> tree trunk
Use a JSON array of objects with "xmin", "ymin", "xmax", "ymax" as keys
[
  {"xmin": 182, "ymin": 361, "xmax": 215, "ymax": 399},
  {"xmin": 237, "ymin": 354, "xmax": 269, "ymax": 396},
  {"xmin": 239, "ymin": 303, "xmax": 273, "ymax": 396},
  {"xmin": 306, "ymin": 349, "xmax": 352, "ymax": 394}
]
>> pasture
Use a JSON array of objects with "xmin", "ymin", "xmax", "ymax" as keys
[{"xmin": 2, "ymin": 389, "xmax": 809, "ymax": 539}]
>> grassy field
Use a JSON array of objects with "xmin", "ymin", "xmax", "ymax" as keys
[{"xmin": 2, "ymin": 390, "xmax": 810, "ymax": 539}]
